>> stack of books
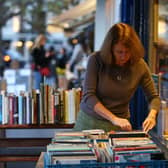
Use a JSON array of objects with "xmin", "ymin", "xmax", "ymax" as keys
[
  {"xmin": 109, "ymin": 131, "xmax": 163, "ymax": 163},
  {"xmin": 46, "ymin": 131, "xmax": 98, "ymax": 165}
]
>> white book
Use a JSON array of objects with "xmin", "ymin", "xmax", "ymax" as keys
[
  {"xmin": 68, "ymin": 90, "xmax": 76, "ymax": 124},
  {"xmin": 157, "ymin": 100, "xmax": 166, "ymax": 136}
]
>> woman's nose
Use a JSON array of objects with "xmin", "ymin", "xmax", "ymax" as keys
[{"xmin": 120, "ymin": 52, "xmax": 126, "ymax": 59}]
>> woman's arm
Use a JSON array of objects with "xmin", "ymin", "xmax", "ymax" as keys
[
  {"xmin": 94, "ymin": 102, "xmax": 132, "ymax": 131},
  {"xmin": 141, "ymin": 61, "xmax": 161, "ymax": 132}
]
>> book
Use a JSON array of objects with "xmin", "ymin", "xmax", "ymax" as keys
[
  {"xmin": 13, "ymin": 95, "xmax": 18, "ymax": 124},
  {"xmin": 52, "ymin": 138, "xmax": 90, "ymax": 144},
  {"xmin": 18, "ymin": 94, "xmax": 23, "ymax": 124},
  {"xmin": 47, "ymin": 143, "xmax": 91, "ymax": 152},
  {"xmin": 112, "ymin": 137, "xmax": 156, "ymax": 147},
  {"xmin": 53, "ymin": 90, "xmax": 61, "ymax": 123},
  {"xmin": 8, "ymin": 93, "xmax": 14, "ymax": 125},
  {"xmin": 108, "ymin": 130, "xmax": 147, "ymax": 138},
  {"xmin": 55, "ymin": 131, "xmax": 86, "ymax": 138},
  {"xmin": 114, "ymin": 148, "xmax": 161, "ymax": 155},
  {"xmin": 82, "ymin": 129, "xmax": 105, "ymax": 135},
  {"xmin": 48, "ymin": 86, "xmax": 54, "ymax": 124},
  {"xmin": 48, "ymin": 149, "xmax": 95, "ymax": 156},
  {"xmin": 51, "ymin": 155, "xmax": 97, "ymax": 164},
  {"xmin": 94, "ymin": 141, "xmax": 113, "ymax": 163}
]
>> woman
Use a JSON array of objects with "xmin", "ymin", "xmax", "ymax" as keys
[
  {"xmin": 31, "ymin": 34, "xmax": 52, "ymax": 89},
  {"xmin": 74, "ymin": 23, "xmax": 161, "ymax": 133}
]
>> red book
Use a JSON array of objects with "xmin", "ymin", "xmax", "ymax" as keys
[{"xmin": 8, "ymin": 94, "xmax": 14, "ymax": 125}]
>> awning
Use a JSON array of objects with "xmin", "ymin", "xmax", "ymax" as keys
[{"xmin": 48, "ymin": 0, "xmax": 96, "ymax": 28}]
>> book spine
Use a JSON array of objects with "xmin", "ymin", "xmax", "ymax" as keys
[
  {"xmin": 8, "ymin": 94, "xmax": 14, "ymax": 125},
  {"xmin": 54, "ymin": 90, "xmax": 61, "ymax": 123},
  {"xmin": 18, "ymin": 95, "xmax": 23, "ymax": 125},
  {"xmin": 13, "ymin": 96, "xmax": 18, "ymax": 124}
]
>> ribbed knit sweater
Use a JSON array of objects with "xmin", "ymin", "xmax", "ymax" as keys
[{"xmin": 80, "ymin": 52, "xmax": 161, "ymax": 119}]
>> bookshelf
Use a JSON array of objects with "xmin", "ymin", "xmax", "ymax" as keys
[
  {"xmin": 0, "ymin": 83, "xmax": 80, "ymax": 167},
  {"xmin": 0, "ymin": 124, "xmax": 74, "ymax": 129},
  {"xmin": 0, "ymin": 124, "xmax": 74, "ymax": 167}
]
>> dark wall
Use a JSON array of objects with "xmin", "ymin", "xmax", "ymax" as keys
[{"xmin": 121, "ymin": 0, "xmax": 150, "ymax": 129}]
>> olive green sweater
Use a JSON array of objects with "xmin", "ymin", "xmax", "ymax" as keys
[{"xmin": 80, "ymin": 52, "xmax": 161, "ymax": 119}]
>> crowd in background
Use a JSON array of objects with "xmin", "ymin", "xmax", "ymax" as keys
[
  {"xmin": 30, "ymin": 32, "xmax": 92, "ymax": 90},
  {"xmin": 0, "ymin": 27, "xmax": 94, "ymax": 92}
]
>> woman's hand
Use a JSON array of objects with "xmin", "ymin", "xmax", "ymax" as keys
[
  {"xmin": 142, "ymin": 116, "xmax": 156, "ymax": 133},
  {"xmin": 143, "ymin": 109, "xmax": 157, "ymax": 133},
  {"xmin": 112, "ymin": 117, "xmax": 132, "ymax": 131}
]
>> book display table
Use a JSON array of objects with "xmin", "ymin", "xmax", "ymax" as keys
[{"xmin": 36, "ymin": 130, "xmax": 168, "ymax": 168}]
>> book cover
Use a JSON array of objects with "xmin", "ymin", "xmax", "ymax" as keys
[
  {"xmin": 51, "ymin": 155, "xmax": 97, "ymax": 164},
  {"xmin": 47, "ymin": 143, "xmax": 92, "ymax": 152},
  {"xmin": 109, "ymin": 130, "xmax": 147, "ymax": 138},
  {"xmin": 112, "ymin": 137, "xmax": 156, "ymax": 147},
  {"xmin": 49, "ymin": 149, "xmax": 95, "ymax": 156}
]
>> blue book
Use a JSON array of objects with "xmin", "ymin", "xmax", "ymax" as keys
[{"xmin": 18, "ymin": 95, "xmax": 23, "ymax": 124}]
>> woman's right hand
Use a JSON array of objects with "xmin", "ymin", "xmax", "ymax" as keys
[{"xmin": 112, "ymin": 117, "xmax": 132, "ymax": 131}]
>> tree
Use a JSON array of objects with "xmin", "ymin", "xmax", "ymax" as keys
[{"xmin": 0, "ymin": 0, "xmax": 81, "ymax": 37}]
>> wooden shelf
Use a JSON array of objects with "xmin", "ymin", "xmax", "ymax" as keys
[
  {"xmin": 0, "ymin": 123, "xmax": 74, "ymax": 165},
  {"xmin": 0, "ymin": 156, "xmax": 39, "ymax": 162},
  {"xmin": 0, "ymin": 138, "xmax": 51, "ymax": 147},
  {"xmin": 0, "ymin": 124, "xmax": 74, "ymax": 129}
]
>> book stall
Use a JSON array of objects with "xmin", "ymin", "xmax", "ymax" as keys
[{"xmin": 42, "ymin": 130, "xmax": 168, "ymax": 168}]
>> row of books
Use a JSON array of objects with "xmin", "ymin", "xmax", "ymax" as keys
[
  {"xmin": 44, "ymin": 130, "xmax": 164, "ymax": 166},
  {"xmin": 0, "ymin": 84, "xmax": 82, "ymax": 125}
]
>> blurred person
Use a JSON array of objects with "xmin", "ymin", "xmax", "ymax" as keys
[
  {"xmin": 74, "ymin": 23, "xmax": 161, "ymax": 133},
  {"xmin": 46, "ymin": 46, "xmax": 58, "ymax": 87},
  {"xmin": 57, "ymin": 47, "xmax": 68, "ymax": 70},
  {"xmin": 67, "ymin": 34, "xmax": 88, "ymax": 73},
  {"xmin": 31, "ymin": 34, "xmax": 52, "ymax": 89},
  {"xmin": 56, "ymin": 47, "xmax": 68, "ymax": 88},
  {"xmin": 66, "ymin": 35, "xmax": 88, "ymax": 89}
]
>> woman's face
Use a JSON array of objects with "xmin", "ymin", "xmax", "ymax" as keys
[
  {"xmin": 113, "ymin": 41, "xmax": 131, "ymax": 66},
  {"xmin": 41, "ymin": 37, "xmax": 46, "ymax": 45}
]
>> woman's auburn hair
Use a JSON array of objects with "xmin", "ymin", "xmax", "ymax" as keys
[{"xmin": 100, "ymin": 22, "xmax": 145, "ymax": 65}]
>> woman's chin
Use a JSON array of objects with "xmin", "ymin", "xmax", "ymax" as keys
[{"xmin": 117, "ymin": 62, "xmax": 125, "ymax": 66}]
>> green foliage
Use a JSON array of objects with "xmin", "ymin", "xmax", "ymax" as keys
[{"xmin": 0, "ymin": 0, "xmax": 80, "ymax": 39}]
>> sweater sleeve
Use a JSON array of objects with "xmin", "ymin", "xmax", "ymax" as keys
[
  {"xmin": 81, "ymin": 53, "xmax": 100, "ymax": 110},
  {"xmin": 140, "ymin": 61, "xmax": 161, "ymax": 112}
]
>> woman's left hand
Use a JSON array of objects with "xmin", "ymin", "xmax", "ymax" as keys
[{"xmin": 142, "ymin": 116, "xmax": 156, "ymax": 133}]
